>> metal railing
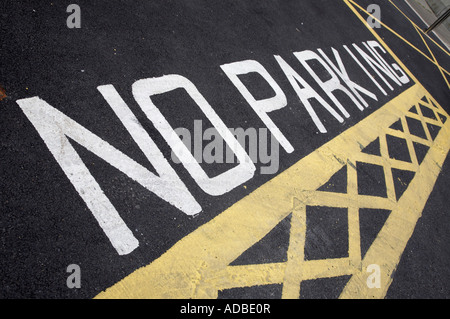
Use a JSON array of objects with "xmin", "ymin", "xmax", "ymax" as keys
[{"xmin": 424, "ymin": 7, "xmax": 450, "ymax": 34}]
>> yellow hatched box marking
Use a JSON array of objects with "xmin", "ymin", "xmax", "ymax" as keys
[
  {"xmin": 96, "ymin": 0, "xmax": 450, "ymax": 299},
  {"xmin": 96, "ymin": 84, "xmax": 450, "ymax": 299}
]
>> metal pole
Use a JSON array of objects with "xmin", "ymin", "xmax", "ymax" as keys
[{"xmin": 424, "ymin": 8, "xmax": 450, "ymax": 34}]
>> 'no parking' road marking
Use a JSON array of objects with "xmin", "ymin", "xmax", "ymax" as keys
[{"xmin": 94, "ymin": 0, "xmax": 450, "ymax": 299}]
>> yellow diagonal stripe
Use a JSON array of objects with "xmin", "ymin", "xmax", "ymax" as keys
[
  {"xmin": 95, "ymin": 0, "xmax": 450, "ymax": 299},
  {"xmin": 96, "ymin": 83, "xmax": 450, "ymax": 299},
  {"xmin": 347, "ymin": 0, "xmax": 450, "ymax": 77}
]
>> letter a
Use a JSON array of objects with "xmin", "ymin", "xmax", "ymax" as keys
[{"xmin": 67, "ymin": 4, "xmax": 81, "ymax": 28}]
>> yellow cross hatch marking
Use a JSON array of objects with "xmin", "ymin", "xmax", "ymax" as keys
[
  {"xmin": 95, "ymin": 0, "xmax": 450, "ymax": 299},
  {"xmin": 95, "ymin": 84, "xmax": 450, "ymax": 299}
]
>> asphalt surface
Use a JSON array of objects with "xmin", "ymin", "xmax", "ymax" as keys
[{"xmin": 1, "ymin": 0, "xmax": 449, "ymax": 299}]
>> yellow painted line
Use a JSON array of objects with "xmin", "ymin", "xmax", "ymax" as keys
[
  {"xmin": 212, "ymin": 263, "xmax": 287, "ymax": 290},
  {"xmin": 387, "ymin": 0, "xmax": 450, "ymax": 56},
  {"xmin": 413, "ymin": 23, "xmax": 450, "ymax": 89},
  {"xmin": 347, "ymin": 0, "xmax": 450, "ymax": 77},
  {"xmin": 95, "ymin": 82, "xmax": 449, "ymax": 299},
  {"xmin": 94, "ymin": 1, "xmax": 450, "ymax": 299},
  {"xmin": 340, "ymin": 126, "xmax": 449, "ymax": 298},
  {"xmin": 343, "ymin": 0, "xmax": 449, "ymax": 101}
]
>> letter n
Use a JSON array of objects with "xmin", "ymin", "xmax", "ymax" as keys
[{"xmin": 16, "ymin": 96, "xmax": 201, "ymax": 255}]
